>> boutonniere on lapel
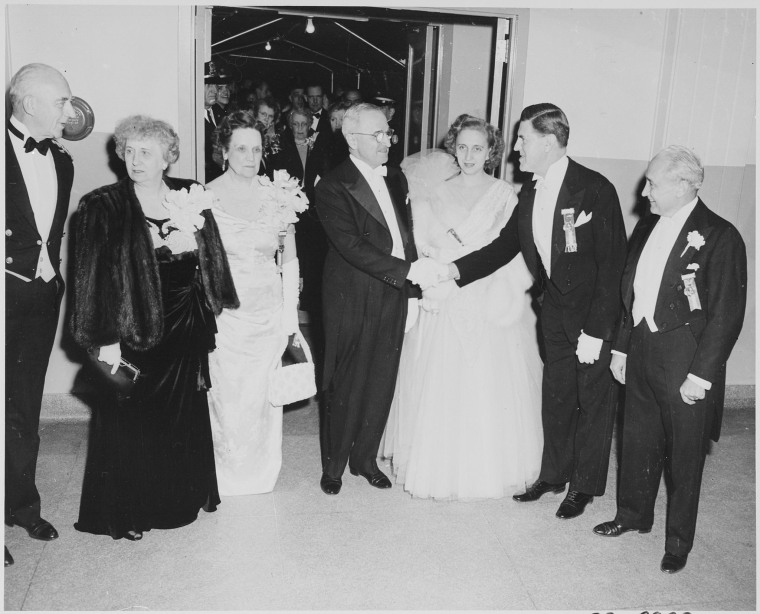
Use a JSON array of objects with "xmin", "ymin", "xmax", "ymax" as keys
[
  {"xmin": 680, "ymin": 230, "xmax": 705, "ymax": 257},
  {"xmin": 561, "ymin": 208, "xmax": 584, "ymax": 253},
  {"xmin": 681, "ymin": 262, "xmax": 702, "ymax": 311}
]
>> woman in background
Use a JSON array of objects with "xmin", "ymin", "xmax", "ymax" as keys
[
  {"xmin": 71, "ymin": 115, "xmax": 238, "ymax": 540},
  {"xmin": 206, "ymin": 110, "xmax": 308, "ymax": 495},
  {"xmin": 382, "ymin": 115, "xmax": 543, "ymax": 500}
]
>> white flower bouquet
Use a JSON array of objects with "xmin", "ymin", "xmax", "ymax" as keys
[{"xmin": 149, "ymin": 184, "xmax": 214, "ymax": 254}]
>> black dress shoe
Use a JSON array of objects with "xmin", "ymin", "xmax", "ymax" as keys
[
  {"xmin": 24, "ymin": 519, "xmax": 59, "ymax": 541},
  {"xmin": 593, "ymin": 520, "xmax": 652, "ymax": 536},
  {"xmin": 124, "ymin": 530, "xmax": 143, "ymax": 541},
  {"xmin": 556, "ymin": 491, "xmax": 593, "ymax": 519},
  {"xmin": 349, "ymin": 467, "xmax": 392, "ymax": 489},
  {"xmin": 320, "ymin": 474, "xmax": 342, "ymax": 495},
  {"xmin": 5, "ymin": 547, "xmax": 13, "ymax": 567},
  {"xmin": 512, "ymin": 480, "xmax": 566, "ymax": 502},
  {"xmin": 660, "ymin": 552, "xmax": 688, "ymax": 574}
]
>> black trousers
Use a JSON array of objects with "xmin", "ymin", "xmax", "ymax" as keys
[
  {"xmin": 537, "ymin": 300, "xmax": 617, "ymax": 496},
  {"xmin": 615, "ymin": 322, "xmax": 714, "ymax": 557},
  {"xmin": 320, "ymin": 287, "xmax": 406, "ymax": 479},
  {"xmin": 5, "ymin": 275, "xmax": 61, "ymax": 526}
]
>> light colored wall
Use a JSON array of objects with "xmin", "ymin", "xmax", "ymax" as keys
[{"xmin": 6, "ymin": 4, "xmax": 196, "ymax": 394}]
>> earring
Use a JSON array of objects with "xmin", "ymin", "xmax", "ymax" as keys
[{"xmin": 222, "ymin": 158, "xmax": 227, "ymax": 171}]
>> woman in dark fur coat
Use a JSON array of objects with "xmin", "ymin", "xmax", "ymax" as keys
[{"xmin": 70, "ymin": 115, "xmax": 238, "ymax": 541}]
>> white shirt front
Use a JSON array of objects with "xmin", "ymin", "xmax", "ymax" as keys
[
  {"xmin": 531, "ymin": 155, "xmax": 569, "ymax": 278},
  {"xmin": 632, "ymin": 197, "xmax": 698, "ymax": 333},
  {"xmin": 8, "ymin": 115, "xmax": 58, "ymax": 282},
  {"xmin": 310, "ymin": 110, "xmax": 321, "ymax": 132},
  {"xmin": 350, "ymin": 154, "xmax": 404, "ymax": 259}
]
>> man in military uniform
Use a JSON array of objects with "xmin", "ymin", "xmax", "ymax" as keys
[{"xmin": 5, "ymin": 63, "xmax": 76, "ymax": 566}]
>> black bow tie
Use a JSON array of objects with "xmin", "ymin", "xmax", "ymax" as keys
[
  {"xmin": 24, "ymin": 137, "xmax": 51, "ymax": 155},
  {"xmin": 8, "ymin": 122, "xmax": 51, "ymax": 155}
]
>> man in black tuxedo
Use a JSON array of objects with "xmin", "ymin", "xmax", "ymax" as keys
[
  {"xmin": 593, "ymin": 146, "xmax": 747, "ymax": 574},
  {"xmin": 448, "ymin": 103, "xmax": 627, "ymax": 519},
  {"xmin": 314, "ymin": 103, "xmax": 444, "ymax": 495},
  {"xmin": 5, "ymin": 63, "xmax": 76, "ymax": 566},
  {"xmin": 305, "ymin": 84, "xmax": 331, "ymax": 136},
  {"xmin": 203, "ymin": 61, "xmax": 227, "ymax": 182}
]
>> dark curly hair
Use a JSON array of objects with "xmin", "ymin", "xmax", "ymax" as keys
[
  {"xmin": 443, "ymin": 114, "xmax": 505, "ymax": 172},
  {"xmin": 214, "ymin": 110, "xmax": 266, "ymax": 153}
]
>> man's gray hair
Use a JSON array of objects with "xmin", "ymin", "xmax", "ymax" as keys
[
  {"xmin": 656, "ymin": 145, "xmax": 704, "ymax": 190},
  {"xmin": 341, "ymin": 102, "xmax": 383, "ymax": 140},
  {"xmin": 9, "ymin": 63, "xmax": 61, "ymax": 111}
]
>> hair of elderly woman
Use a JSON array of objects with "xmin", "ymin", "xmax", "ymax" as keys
[
  {"xmin": 215, "ymin": 110, "xmax": 266, "ymax": 152},
  {"xmin": 114, "ymin": 115, "xmax": 180, "ymax": 164},
  {"xmin": 443, "ymin": 114, "xmax": 505, "ymax": 172},
  {"xmin": 655, "ymin": 145, "xmax": 704, "ymax": 191},
  {"xmin": 288, "ymin": 107, "xmax": 313, "ymax": 127}
]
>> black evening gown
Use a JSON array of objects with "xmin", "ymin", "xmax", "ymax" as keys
[{"xmin": 75, "ymin": 234, "xmax": 220, "ymax": 539}]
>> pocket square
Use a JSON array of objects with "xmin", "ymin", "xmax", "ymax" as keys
[{"xmin": 574, "ymin": 211, "xmax": 592, "ymax": 227}]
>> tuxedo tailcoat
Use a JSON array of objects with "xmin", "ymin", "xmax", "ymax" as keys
[
  {"xmin": 612, "ymin": 200, "xmax": 747, "ymax": 556},
  {"xmin": 5, "ymin": 126, "xmax": 74, "ymax": 526},
  {"xmin": 455, "ymin": 158, "xmax": 627, "ymax": 495},
  {"xmin": 315, "ymin": 157, "xmax": 419, "ymax": 477}
]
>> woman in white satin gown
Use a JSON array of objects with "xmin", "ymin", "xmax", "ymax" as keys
[
  {"xmin": 206, "ymin": 111, "xmax": 307, "ymax": 495},
  {"xmin": 382, "ymin": 115, "xmax": 543, "ymax": 500}
]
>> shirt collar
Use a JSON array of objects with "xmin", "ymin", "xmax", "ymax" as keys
[
  {"xmin": 533, "ymin": 154, "xmax": 569, "ymax": 189},
  {"xmin": 350, "ymin": 154, "xmax": 385, "ymax": 182},
  {"xmin": 9, "ymin": 115, "xmax": 31, "ymax": 141},
  {"xmin": 659, "ymin": 197, "xmax": 699, "ymax": 226}
]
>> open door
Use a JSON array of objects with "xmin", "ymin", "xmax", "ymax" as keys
[{"xmin": 403, "ymin": 23, "xmax": 442, "ymax": 156}]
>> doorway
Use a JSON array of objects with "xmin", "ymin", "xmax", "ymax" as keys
[{"xmin": 196, "ymin": 6, "xmax": 519, "ymax": 181}]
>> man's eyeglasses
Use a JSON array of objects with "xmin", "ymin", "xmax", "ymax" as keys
[{"xmin": 350, "ymin": 129, "xmax": 398, "ymax": 145}]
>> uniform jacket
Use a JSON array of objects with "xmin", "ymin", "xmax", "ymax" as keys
[
  {"xmin": 69, "ymin": 176, "xmax": 238, "ymax": 352},
  {"xmin": 5, "ymin": 126, "xmax": 74, "ymax": 283},
  {"xmin": 613, "ymin": 199, "xmax": 747, "ymax": 440}
]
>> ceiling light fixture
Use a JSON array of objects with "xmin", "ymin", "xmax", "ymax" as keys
[
  {"xmin": 265, "ymin": 40, "xmax": 272, "ymax": 51},
  {"xmin": 305, "ymin": 18, "xmax": 315, "ymax": 34}
]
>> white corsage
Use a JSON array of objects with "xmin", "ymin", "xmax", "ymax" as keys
[
  {"xmin": 680, "ymin": 230, "xmax": 705, "ymax": 257},
  {"xmin": 149, "ymin": 184, "xmax": 214, "ymax": 254},
  {"xmin": 255, "ymin": 169, "xmax": 309, "ymax": 228}
]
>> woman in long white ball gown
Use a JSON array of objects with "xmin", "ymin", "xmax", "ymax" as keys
[{"xmin": 382, "ymin": 114, "xmax": 543, "ymax": 500}]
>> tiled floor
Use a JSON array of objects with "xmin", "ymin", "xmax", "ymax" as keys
[{"xmin": 4, "ymin": 397, "xmax": 755, "ymax": 611}]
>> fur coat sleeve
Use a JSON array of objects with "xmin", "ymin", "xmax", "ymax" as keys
[{"xmin": 69, "ymin": 176, "xmax": 238, "ymax": 352}]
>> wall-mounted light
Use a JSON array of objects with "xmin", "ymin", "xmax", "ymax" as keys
[
  {"xmin": 265, "ymin": 40, "xmax": 272, "ymax": 51},
  {"xmin": 305, "ymin": 18, "xmax": 315, "ymax": 34}
]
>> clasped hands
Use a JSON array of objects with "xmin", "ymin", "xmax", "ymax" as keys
[{"xmin": 407, "ymin": 257, "xmax": 451, "ymax": 290}]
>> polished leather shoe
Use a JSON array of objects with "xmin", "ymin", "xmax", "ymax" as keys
[
  {"xmin": 5, "ymin": 546, "xmax": 13, "ymax": 567},
  {"xmin": 349, "ymin": 467, "xmax": 392, "ymax": 489},
  {"xmin": 320, "ymin": 474, "xmax": 342, "ymax": 495},
  {"xmin": 512, "ymin": 480, "xmax": 566, "ymax": 502},
  {"xmin": 23, "ymin": 519, "xmax": 59, "ymax": 541},
  {"xmin": 593, "ymin": 520, "xmax": 651, "ymax": 536},
  {"xmin": 660, "ymin": 552, "xmax": 688, "ymax": 574},
  {"xmin": 556, "ymin": 491, "xmax": 593, "ymax": 519}
]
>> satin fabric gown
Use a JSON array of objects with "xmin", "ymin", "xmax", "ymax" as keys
[
  {"xmin": 382, "ymin": 177, "xmax": 544, "ymax": 500},
  {"xmin": 76, "ymin": 229, "xmax": 221, "ymax": 539},
  {"xmin": 207, "ymin": 207, "xmax": 287, "ymax": 495}
]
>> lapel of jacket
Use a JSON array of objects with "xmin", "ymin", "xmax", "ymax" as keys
[
  {"xmin": 517, "ymin": 178, "xmax": 539, "ymax": 278},
  {"xmin": 5, "ymin": 128, "xmax": 39, "ymax": 233},
  {"xmin": 345, "ymin": 159, "xmax": 388, "ymax": 232},
  {"xmin": 621, "ymin": 213, "xmax": 659, "ymax": 311},
  {"xmin": 550, "ymin": 158, "xmax": 585, "ymax": 273},
  {"xmin": 49, "ymin": 142, "xmax": 74, "ymax": 234},
  {"xmin": 657, "ymin": 199, "xmax": 714, "ymax": 303}
]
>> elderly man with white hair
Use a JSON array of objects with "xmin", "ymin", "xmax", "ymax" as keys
[
  {"xmin": 593, "ymin": 145, "xmax": 748, "ymax": 574},
  {"xmin": 5, "ymin": 63, "xmax": 76, "ymax": 566}
]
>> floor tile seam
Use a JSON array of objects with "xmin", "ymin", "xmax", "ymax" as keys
[{"xmin": 485, "ymin": 514, "xmax": 540, "ymax": 610}]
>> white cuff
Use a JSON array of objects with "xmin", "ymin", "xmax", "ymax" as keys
[{"xmin": 687, "ymin": 373, "xmax": 712, "ymax": 391}]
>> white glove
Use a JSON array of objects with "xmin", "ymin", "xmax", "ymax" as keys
[
  {"xmin": 98, "ymin": 342, "xmax": 122, "ymax": 375},
  {"xmin": 408, "ymin": 258, "xmax": 449, "ymax": 290},
  {"xmin": 576, "ymin": 330, "xmax": 603, "ymax": 365},
  {"xmin": 281, "ymin": 258, "xmax": 300, "ymax": 334}
]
